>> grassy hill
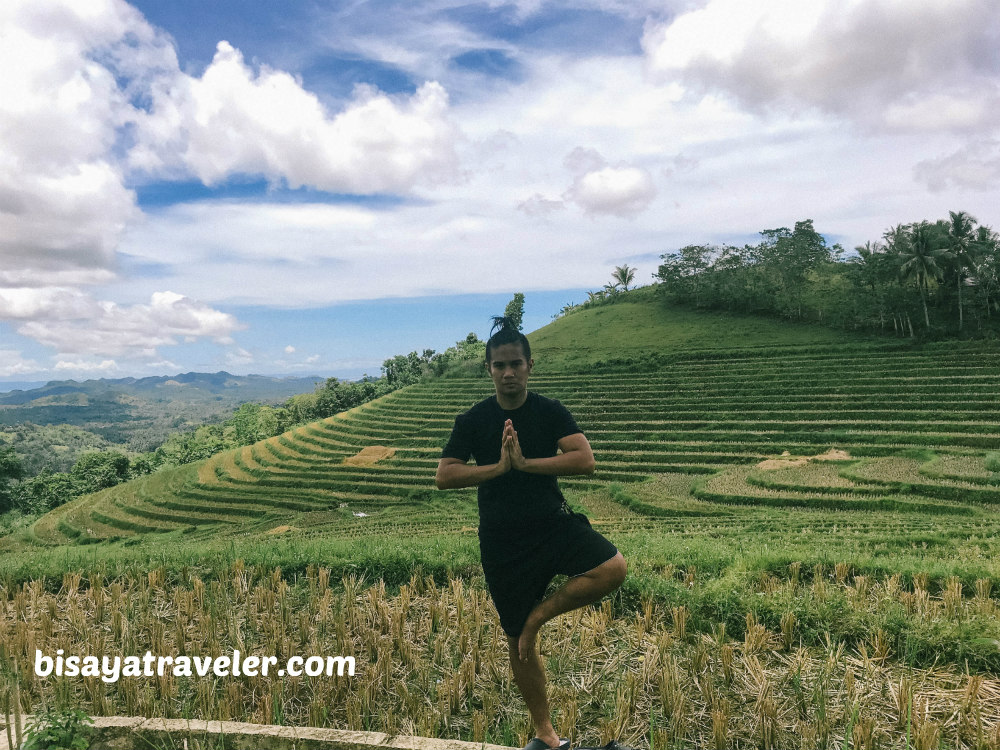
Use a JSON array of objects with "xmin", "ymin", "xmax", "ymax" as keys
[
  {"xmin": 526, "ymin": 285, "xmax": 879, "ymax": 371},
  {"xmin": 3, "ymin": 292, "xmax": 1000, "ymax": 748}
]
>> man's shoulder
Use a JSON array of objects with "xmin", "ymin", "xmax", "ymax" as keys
[
  {"xmin": 457, "ymin": 395, "xmax": 498, "ymax": 420},
  {"xmin": 527, "ymin": 391, "xmax": 567, "ymax": 412}
]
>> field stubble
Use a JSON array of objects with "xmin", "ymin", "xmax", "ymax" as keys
[{"xmin": 2, "ymin": 562, "xmax": 1000, "ymax": 749}]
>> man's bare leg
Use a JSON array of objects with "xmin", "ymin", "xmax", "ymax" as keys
[
  {"xmin": 517, "ymin": 552, "xmax": 627, "ymax": 662},
  {"xmin": 507, "ymin": 635, "xmax": 562, "ymax": 748}
]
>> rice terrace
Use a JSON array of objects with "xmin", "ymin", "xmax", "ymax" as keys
[{"xmin": 3, "ymin": 295, "xmax": 1000, "ymax": 749}]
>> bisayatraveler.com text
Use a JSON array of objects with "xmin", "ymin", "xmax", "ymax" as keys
[{"xmin": 35, "ymin": 649, "xmax": 356, "ymax": 683}]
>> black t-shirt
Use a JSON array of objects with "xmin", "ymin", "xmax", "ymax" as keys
[{"xmin": 441, "ymin": 391, "xmax": 581, "ymax": 539}]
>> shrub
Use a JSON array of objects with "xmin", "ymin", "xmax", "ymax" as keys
[{"xmin": 21, "ymin": 704, "xmax": 94, "ymax": 750}]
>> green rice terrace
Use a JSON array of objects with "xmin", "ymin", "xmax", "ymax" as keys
[
  {"xmin": 22, "ymin": 336, "xmax": 1000, "ymax": 549},
  {"xmin": 3, "ymin": 300, "xmax": 1000, "ymax": 749}
]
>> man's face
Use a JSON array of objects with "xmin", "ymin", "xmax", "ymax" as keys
[{"xmin": 487, "ymin": 342, "xmax": 533, "ymax": 398}]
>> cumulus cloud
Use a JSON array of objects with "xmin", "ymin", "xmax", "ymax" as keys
[
  {"xmin": 642, "ymin": 0, "xmax": 1000, "ymax": 131},
  {"xmin": 12, "ymin": 290, "xmax": 243, "ymax": 358},
  {"xmin": 130, "ymin": 41, "xmax": 460, "ymax": 193},
  {"xmin": 0, "ymin": 0, "xmax": 467, "ymax": 376},
  {"xmin": 285, "ymin": 345, "xmax": 296, "ymax": 354},
  {"xmin": 565, "ymin": 165, "xmax": 656, "ymax": 217},
  {"xmin": 0, "ymin": 0, "xmax": 163, "ymax": 288},
  {"xmin": 560, "ymin": 148, "xmax": 656, "ymax": 218}
]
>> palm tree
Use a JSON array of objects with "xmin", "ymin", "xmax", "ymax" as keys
[
  {"xmin": 898, "ymin": 221, "xmax": 949, "ymax": 329},
  {"xmin": 851, "ymin": 241, "xmax": 886, "ymax": 291},
  {"xmin": 973, "ymin": 225, "xmax": 1000, "ymax": 319},
  {"xmin": 947, "ymin": 210, "xmax": 977, "ymax": 331},
  {"xmin": 612, "ymin": 264, "xmax": 636, "ymax": 291}
]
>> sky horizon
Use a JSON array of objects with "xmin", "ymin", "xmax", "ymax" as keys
[{"xmin": 3, "ymin": 0, "xmax": 998, "ymax": 384}]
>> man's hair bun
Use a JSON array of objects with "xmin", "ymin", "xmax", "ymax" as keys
[{"xmin": 486, "ymin": 315, "xmax": 531, "ymax": 363}]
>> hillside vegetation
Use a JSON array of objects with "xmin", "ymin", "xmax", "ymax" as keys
[
  {"xmin": 3, "ymin": 293, "xmax": 1000, "ymax": 749},
  {"xmin": 528, "ymin": 285, "xmax": 879, "ymax": 372}
]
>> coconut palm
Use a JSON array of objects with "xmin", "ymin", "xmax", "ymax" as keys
[
  {"xmin": 972, "ymin": 225, "xmax": 1000, "ymax": 319},
  {"xmin": 612, "ymin": 264, "xmax": 636, "ymax": 291},
  {"xmin": 947, "ymin": 210, "xmax": 978, "ymax": 330},
  {"xmin": 898, "ymin": 221, "xmax": 949, "ymax": 329}
]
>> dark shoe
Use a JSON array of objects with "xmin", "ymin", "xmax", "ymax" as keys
[{"xmin": 522, "ymin": 738, "xmax": 570, "ymax": 750}]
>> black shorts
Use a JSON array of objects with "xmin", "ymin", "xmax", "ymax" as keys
[{"xmin": 479, "ymin": 509, "xmax": 619, "ymax": 638}]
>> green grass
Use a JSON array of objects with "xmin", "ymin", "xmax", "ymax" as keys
[{"xmin": 527, "ymin": 285, "xmax": 884, "ymax": 372}]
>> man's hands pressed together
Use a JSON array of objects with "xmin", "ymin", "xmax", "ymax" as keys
[
  {"xmin": 435, "ymin": 416, "xmax": 595, "ymax": 490},
  {"xmin": 502, "ymin": 418, "xmax": 528, "ymax": 472}
]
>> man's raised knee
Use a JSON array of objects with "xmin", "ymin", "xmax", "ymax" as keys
[
  {"xmin": 591, "ymin": 551, "xmax": 626, "ymax": 591},
  {"xmin": 607, "ymin": 552, "xmax": 627, "ymax": 588}
]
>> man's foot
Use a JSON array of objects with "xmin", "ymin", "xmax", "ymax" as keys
[{"xmin": 522, "ymin": 737, "xmax": 570, "ymax": 750}]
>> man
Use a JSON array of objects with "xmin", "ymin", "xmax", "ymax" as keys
[{"xmin": 436, "ymin": 317, "xmax": 627, "ymax": 750}]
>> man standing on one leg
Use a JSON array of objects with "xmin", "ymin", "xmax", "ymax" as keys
[{"xmin": 436, "ymin": 316, "xmax": 627, "ymax": 750}]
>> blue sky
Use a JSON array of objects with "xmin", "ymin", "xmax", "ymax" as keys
[{"xmin": 2, "ymin": 0, "xmax": 999, "ymax": 382}]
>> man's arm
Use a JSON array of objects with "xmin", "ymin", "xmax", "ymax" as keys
[
  {"xmin": 507, "ymin": 430, "xmax": 595, "ymax": 476},
  {"xmin": 435, "ymin": 448, "xmax": 511, "ymax": 490}
]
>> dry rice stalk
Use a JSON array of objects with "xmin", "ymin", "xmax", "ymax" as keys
[
  {"xmin": 852, "ymin": 714, "xmax": 876, "ymax": 750},
  {"xmin": 892, "ymin": 676, "xmax": 914, "ymax": 729},
  {"xmin": 789, "ymin": 561, "xmax": 802, "ymax": 586},
  {"xmin": 755, "ymin": 680, "xmax": 779, "ymax": 750},
  {"xmin": 720, "ymin": 644, "xmax": 734, "ymax": 686},
  {"xmin": 870, "ymin": 628, "xmax": 890, "ymax": 663},
  {"xmin": 671, "ymin": 605, "xmax": 688, "ymax": 642},
  {"xmin": 743, "ymin": 611, "xmax": 770, "ymax": 655},
  {"xmin": 883, "ymin": 573, "xmax": 902, "ymax": 598},
  {"xmin": 780, "ymin": 612, "xmax": 797, "ymax": 651},
  {"xmin": 944, "ymin": 576, "xmax": 964, "ymax": 621},
  {"xmin": 852, "ymin": 575, "xmax": 870, "ymax": 603},
  {"xmin": 710, "ymin": 697, "xmax": 730, "ymax": 750},
  {"xmin": 975, "ymin": 578, "xmax": 993, "ymax": 601},
  {"xmin": 835, "ymin": 562, "xmax": 850, "ymax": 584}
]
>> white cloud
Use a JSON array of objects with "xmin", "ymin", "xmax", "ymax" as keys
[
  {"xmin": 54, "ymin": 359, "xmax": 119, "ymax": 373},
  {"xmin": 285, "ymin": 345, "xmax": 296, "ymax": 354},
  {"xmin": 0, "ymin": 0, "xmax": 469, "ymax": 376},
  {"xmin": 559, "ymin": 147, "xmax": 656, "ymax": 217},
  {"xmin": 14, "ymin": 291, "xmax": 243, "ymax": 358},
  {"xmin": 130, "ymin": 41, "xmax": 460, "ymax": 193},
  {"xmin": 914, "ymin": 140, "xmax": 1000, "ymax": 192},
  {"xmin": 0, "ymin": 288, "xmax": 100, "ymax": 320},
  {"xmin": 517, "ymin": 193, "xmax": 566, "ymax": 217},
  {"xmin": 0, "ymin": 0, "xmax": 159, "ymax": 288},
  {"xmin": 565, "ymin": 164, "xmax": 656, "ymax": 217},
  {"xmin": 0, "ymin": 350, "xmax": 43, "ymax": 377},
  {"xmin": 225, "ymin": 347, "xmax": 255, "ymax": 367},
  {"xmin": 642, "ymin": 0, "xmax": 1000, "ymax": 131}
]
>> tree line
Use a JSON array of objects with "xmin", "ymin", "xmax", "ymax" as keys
[{"xmin": 655, "ymin": 212, "xmax": 1000, "ymax": 336}]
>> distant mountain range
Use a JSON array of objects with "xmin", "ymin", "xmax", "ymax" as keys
[
  {"xmin": 0, "ymin": 381, "xmax": 48, "ymax": 394},
  {"xmin": 0, "ymin": 372, "xmax": 326, "ymax": 457},
  {"xmin": 0, "ymin": 372, "xmax": 322, "ymax": 405}
]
